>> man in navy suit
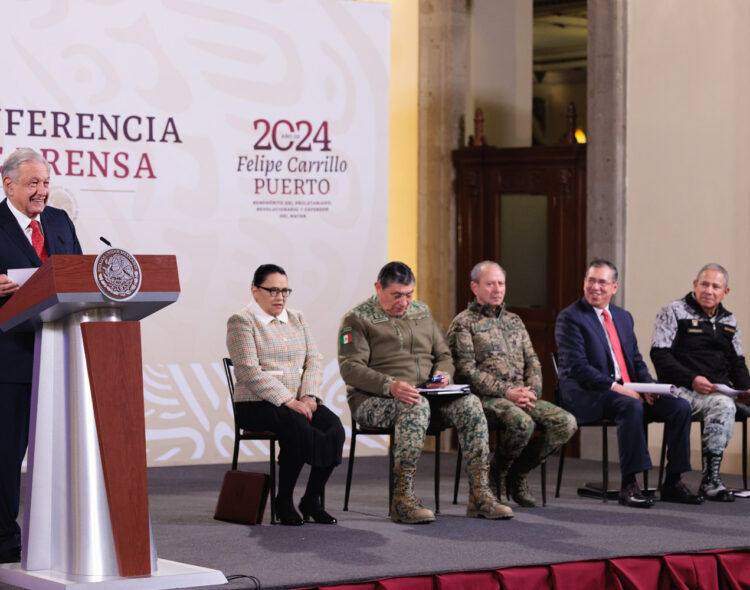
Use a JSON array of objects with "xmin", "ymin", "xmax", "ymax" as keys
[
  {"xmin": 555, "ymin": 259, "xmax": 700, "ymax": 508},
  {"xmin": 0, "ymin": 148, "xmax": 82, "ymax": 563}
]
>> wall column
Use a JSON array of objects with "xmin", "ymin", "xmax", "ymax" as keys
[
  {"xmin": 418, "ymin": 0, "xmax": 467, "ymax": 328},
  {"xmin": 587, "ymin": 0, "xmax": 627, "ymax": 300}
]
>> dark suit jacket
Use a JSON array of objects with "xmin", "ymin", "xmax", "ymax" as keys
[
  {"xmin": 554, "ymin": 297, "xmax": 653, "ymax": 424},
  {"xmin": 0, "ymin": 198, "xmax": 82, "ymax": 383}
]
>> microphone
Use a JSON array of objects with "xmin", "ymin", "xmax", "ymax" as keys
[{"xmin": 99, "ymin": 236, "xmax": 112, "ymax": 247}]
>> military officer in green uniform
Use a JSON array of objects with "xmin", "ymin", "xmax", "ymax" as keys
[
  {"xmin": 447, "ymin": 261, "xmax": 577, "ymax": 507},
  {"xmin": 338, "ymin": 261, "xmax": 511, "ymax": 523}
]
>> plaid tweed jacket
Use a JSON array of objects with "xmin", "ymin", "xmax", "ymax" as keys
[{"xmin": 226, "ymin": 304, "xmax": 322, "ymax": 405}]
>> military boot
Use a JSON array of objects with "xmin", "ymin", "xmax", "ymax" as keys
[
  {"xmin": 700, "ymin": 452, "xmax": 735, "ymax": 502},
  {"xmin": 489, "ymin": 455, "xmax": 512, "ymax": 506},
  {"xmin": 506, "ymin": 436, "xmax": 547, "ymax": 507},
  {"xmin": 390, "ymin": 465, "xmax": 436, "ymax": 524},
  {"xmin": 466, "ymin": 464, "xmax": 514, "ymax": 519},
  {"xmin": 507, "ymin": 471, "xmax": 536, "ymax": 507}
]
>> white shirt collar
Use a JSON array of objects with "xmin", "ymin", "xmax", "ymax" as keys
[
  {"xmin": 6, "ymin": 198, "xmax": 37, "ymax": 231},
  {"xmin": 249, "ymin": 297, "xmax": 289, "ymax": 325},
  {"xmin": 594, "ymin": 305, "xmax": 611, "ymax": 320}
]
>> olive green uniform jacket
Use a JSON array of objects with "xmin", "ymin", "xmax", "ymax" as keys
[{"xmin": 338, "ymin": 295, "xmax": 454, "ymax": 415}]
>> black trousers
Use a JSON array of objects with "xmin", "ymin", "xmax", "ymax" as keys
[
  {"xmin": 601, "ymin": 390, "xmax": 692, "ymax": 477},
  {"xmin": 236, "ymin": 401, "xmax": 344, "ymax": 468},
  {"xmin": 0, "ymin": 383, "xmax": 31, "ymax": 553}
]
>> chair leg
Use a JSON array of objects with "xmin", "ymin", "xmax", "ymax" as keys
[
  {"xmin": 343, "ymin": 428, "xmax": 357, "ymax": 511},
  {"xmin": 453, "ymin": 447, "xmax": 462, "ymax": 504},
  {"xmin": 495, "ymin": 429, "xmax": 503, "ymax": 497},
  {"xmin": 232, "ymin": 437, "xmax": 240, "ymax": 471},
  {"xmin": 602, "ymin": 425, "xmax": 608, "ymax": 503},
  {"xmin": 744, "ymin": 418, "xmax": 748, "ymax": 490},
  {"xmin": 269, "ymin": 440, "xmax": 277, "ymax": 524},
  {"xmin": 541, "ymin": 462, "xmax": 547, "ymax": 507},
  {"xmin": 388, "ymin": 439, "xmax": 394, "ymax": 516},
  {"xmin": 434, "ymin": 431, "xmax": 441, "ymax": 514},
  {"xmin": 658, "ymin": 435, "xmax": 667, "ymax": 491},
  {"xmin": 643, "ymin": 423, "xmax": 649, "ymax": 491},
  {"xmin": 556, "ymin": 443, "xmax": 566, "ymax": 498}
]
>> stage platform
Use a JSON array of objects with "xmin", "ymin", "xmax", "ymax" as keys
[{"xmin": 3, "ymin": 453, "xmax": 749, "ymax": 590}]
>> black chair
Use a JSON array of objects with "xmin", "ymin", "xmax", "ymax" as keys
[
  {"xmin": 343, "ymin": 415, "xmax": 453, "ymax": 514},
  {"xmin": 452, "ymin": 427, "xmax": 548, "ymax": 507},
  {"xmin": 551, "ymin": 353, "xmax": 651, "ymax": 502},
  {"xmin": 222, "ymin": 357, "xmax": 277, "ymax": 524},
  {"xmin": 737, "ymin": 405, "xmax": 750, "ymax": 489}
]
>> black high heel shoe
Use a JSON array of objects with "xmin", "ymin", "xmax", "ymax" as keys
[
  {"xmin": 299, "ymin": 496, "xmax": 337, "ymax": 524},
  {"xmin": 276, "ymin": 499, "xmax": 304, "ymax": 526}
]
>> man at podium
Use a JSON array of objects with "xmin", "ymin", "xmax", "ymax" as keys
[{"xmin": 0, "ymin": 148, "xmax": 82, "ymax": 563}]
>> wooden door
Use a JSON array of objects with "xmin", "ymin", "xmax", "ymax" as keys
[{"xmin": 453, "ymin": 144, "xmax": 586, "ymax": 402}]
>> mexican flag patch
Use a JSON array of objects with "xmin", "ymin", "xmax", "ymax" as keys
[{"xmin": 340, "ymin": 333, "xmax": 352, "ymax": 345}]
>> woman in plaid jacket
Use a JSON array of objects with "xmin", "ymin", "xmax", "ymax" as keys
[{"xmin": 227, "ymin": 264, "xmax": 344, "ymax": 526}]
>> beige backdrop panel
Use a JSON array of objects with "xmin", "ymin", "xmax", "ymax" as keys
[{"xmin": 1, "ymin": 0, "xmax": 391, "ymax": 467}]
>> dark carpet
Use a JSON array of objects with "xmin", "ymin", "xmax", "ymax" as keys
[
  {"xmin": 151, "ymin": 454, "xmax": 749, "ymax": 590},
  {"xmin": 4, "ymin": 454, "xmax": 750, "ymax": 590}
]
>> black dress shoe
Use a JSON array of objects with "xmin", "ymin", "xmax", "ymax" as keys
[
  {"xmin": 618, "ymin": 482, "xmax": 654, "ymax": 508},
  {"xmin": 0, "ymin": 546, "xmax": 21, "ymax": 563},
  {"xmin": 276, "ymin": 500, "xmax": 304, "ymax": 526},
  {"xmin": 660, "ymin": 480, "xmax": 704, "ymax": 505},
  {"xmin": 299, "ymin": 496, "xmax": 337, "ymax": 524}
]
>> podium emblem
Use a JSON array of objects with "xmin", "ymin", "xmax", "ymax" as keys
[{"xmin": 94, "ymin": 248, "xmax": 142, "ymax": 301}]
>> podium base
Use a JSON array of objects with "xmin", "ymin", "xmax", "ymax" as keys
[{"xmin": 0, "ymin": 558, "xmax": 226, "ymax": 589}]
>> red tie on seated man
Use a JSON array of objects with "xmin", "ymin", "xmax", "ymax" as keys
[{"xmin": 602, "ymin": 308, "xmax": 630, "ymax": 383}]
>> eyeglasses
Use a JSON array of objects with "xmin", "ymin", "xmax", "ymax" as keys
[
  {"xmin": 585, "ymin": 277, "xmax": 613, "ymax": 287},
  {"xmin": 257, "ymin": 286, "xmax": 292, "ymax": 298}
]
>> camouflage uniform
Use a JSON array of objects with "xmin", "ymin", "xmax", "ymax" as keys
[
  {"xmin": 447, "ymin": 300, "xmax": 577, "ymax": 473},
  {"xmin": 651, "ymin": 292, "xmax": 750, "ymax": 455},
  {"xmin": 338, "ymin": 295, "xmax": 490, "ymax": 468}
]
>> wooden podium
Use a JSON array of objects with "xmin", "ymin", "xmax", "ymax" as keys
[{"xmin": 0, "ymin": 255, "xmax": 226, "ymax": 589}]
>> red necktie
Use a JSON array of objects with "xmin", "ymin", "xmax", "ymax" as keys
[
  {"xmin": 30, "ymin": 220, "xmax": 48, "ymax": 263},
  {"xmin": 601, "ymin": 308, "xmax": 631, "ymax": 383}
]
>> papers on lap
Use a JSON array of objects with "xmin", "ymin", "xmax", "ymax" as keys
[
  {"xmin": 625, "ymin": 383, "xmax": 678, "ymax": 397},
  {"xmin": 626, "ymin": 382, "xmax": 746, "ymax": 398},
  {"xmin": 418, "ymin": 384, "xmax": 471, "ymax": 396},
  {"xmin": 715, "ymin": 384, "xmax": 744, "ymax": 398}
]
